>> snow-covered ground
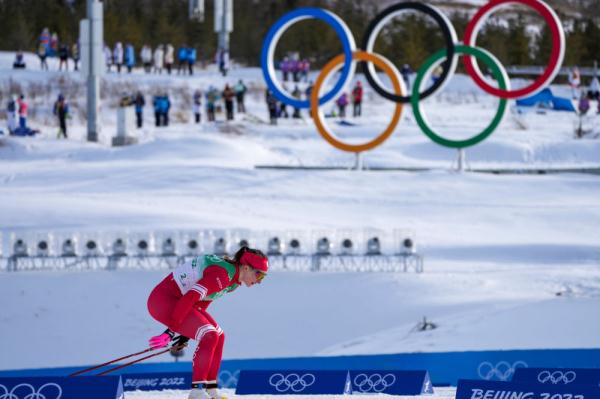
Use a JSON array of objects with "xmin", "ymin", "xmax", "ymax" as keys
[{"xmin": 1, "ymin": 51, "xmax": 599, "ymax": 382}]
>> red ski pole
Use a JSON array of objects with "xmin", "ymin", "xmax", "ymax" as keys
[
  {"xmin": 68, "ymin": 347, "xmax": 159, "ymax": 377},
  {"xmin": 96, "ymin": 343, "xmax": 186, "ymax": 376}
]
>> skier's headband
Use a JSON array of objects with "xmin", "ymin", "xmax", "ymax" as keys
[{"xmin": 240, "ymin": 251, "xmax": 268, "ymax": 274}]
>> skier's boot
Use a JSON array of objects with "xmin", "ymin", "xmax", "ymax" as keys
[{"xmin": 188, "ymin": 387, "xmax": 211, "ymax": 399}]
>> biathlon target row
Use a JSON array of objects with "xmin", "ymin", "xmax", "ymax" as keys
[{"xmin": 260, "ymin": 0, "xmax": 565, "ymax": 151}]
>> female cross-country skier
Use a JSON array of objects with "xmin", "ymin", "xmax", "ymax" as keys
[{"xmin": 147, "ymin": 246, "xmax": 268, "ymax": 399}]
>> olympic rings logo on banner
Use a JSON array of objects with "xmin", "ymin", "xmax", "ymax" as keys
[
  {"xmin": 268, "ymin": 373, "xmax": 316, "ymax": 393},
  {"xmin": 353, "ymin": 373, "xmax": 396, "ymax": 392},
  {"xmin": 0, "ymin": 383, "xmax": 62, "ymax": 399},
  {"xmin": 261, "ymin": 0, "xmax": 565, "ymax": 152},
  {"xmin": 477, "ymin": 361, "xmax": 528, "ymax": 381},
  {"xmin": 537, "ymin": 370, "xmax": 577, "ymax": 385},
  {"xmin": 218, "ymin": 370, "xmax": 240, "ymax": 388}
]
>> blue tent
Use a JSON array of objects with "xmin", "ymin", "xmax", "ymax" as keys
[{"xmin": 516, "ymin": 88, "xmax": 575, "ymax": 112}]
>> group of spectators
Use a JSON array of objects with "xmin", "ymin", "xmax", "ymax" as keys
[
  {"xmin": 10, "ymin": 28, "xmax": 81, "ymax": 71},
  {"xmin": 4, "ymin": 93, "xmax": 69, "ymax": 138},
  {"xmin": 37, "ymin": 28, "xmax": 79, "ymax": 71},
  {"xmin": 109, "ymin": 43, "xmax": 200, "ymax": 75},
  {"xmin": 14, "ymin": 28, "xmax": 222, "ymax": 76},
  {"xmin": 120, "ymin": 79, "xmax": 248, "ymax": 129},
  {"xmin": 265, "ymin": 80, "xmax": 363, "ymax": 125},
  {"xmin": 279, "ymin": 56, "xmax": 310, "ymax": 82}
]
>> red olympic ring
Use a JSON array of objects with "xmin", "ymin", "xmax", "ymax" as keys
[{"xmin": 463, "ymin": 0, "xmax": 565, "ymax": 99}]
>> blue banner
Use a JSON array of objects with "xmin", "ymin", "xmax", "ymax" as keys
[
  {"xmin": 235, "ymin": 370, "xmax": 350, "ymax": 395},
  {"xmin": 0, "ymin": 376, "xmax": 123, "ymax": 399},
  {"xmin": 348, "ymin": 370, "xmax": 433, "ymax": 395},
  {"xmin": 512, "ymin": 368, "xmax": 600, "ymax": 387},
  {"xmin": 122, "ymin": 372, "xmax": 190, "ymax": 391},
  {"xmin": 2, "ymin": 348, "xmax": 599, "ymax": 387},
  {"xmin": 456, "ymin": 379, "xmax": 600, "ymax": 399}
]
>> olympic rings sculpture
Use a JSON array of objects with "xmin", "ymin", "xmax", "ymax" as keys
[
  {"xmin": 353, "ymin": 373, "xmax": 397, "ymax": 393},
  {"xmin": 537, "ymin": 370, "xmax": 577, "ymax": 385},
  {"xmin": 261, "ymin": 0, "xmax": 565, "ymax": 152},
  {"xmin": 268, "ymin": 373, "xmax": 316, "ymax": 393}
]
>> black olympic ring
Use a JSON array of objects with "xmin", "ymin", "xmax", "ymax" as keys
[{"xmin": 361, "ymin": 1, "xmax": 457, "ymax": 104}]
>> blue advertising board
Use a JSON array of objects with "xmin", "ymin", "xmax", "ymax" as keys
[
  {"xmin": 512, "ymin": 368, "xmax": 600, "ymax": 387},
  {"xmin": 456, "ymin": 379, "xmax": 600, "ymax": 399},
  {"xmin": 1, "ymin": 348, "xmax": 598, "ymax": 387},
  {"xmin": 122, "ymin": 372, "xmax": 191, "ymax": 391},
  {"xmin": 0, "ymin": 376, "xmax": 123, "ymax": 399},
  {"xmin": 235, "ymin": 370, "xmax": 350, "ymax": 395},
  {"xmin": 348, "ymin": 370, "xmax": 433, "ymax": 395}
]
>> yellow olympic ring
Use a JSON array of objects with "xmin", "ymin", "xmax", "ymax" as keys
[{"xmin": 310, "ymin": 51, "xmax": 405, "ymax": 153}]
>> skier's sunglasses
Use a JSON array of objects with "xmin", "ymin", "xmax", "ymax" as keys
[{"xmin": 254, "ymin": 270, "xmax": 266, "ymax": 282}]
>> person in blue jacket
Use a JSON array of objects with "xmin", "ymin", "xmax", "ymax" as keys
[
  {"xmin": 125, "ymin": 44, "xmax": 136, "ymax": 73},
  {"xmin": 153, "ymin": 94, "xmax": 171, "ymax": 127},
  {"xmin": 188, "ymin": 47, "xmax": 197, "ymax": 75},
  {"xmin": 178, "ymin": 46, "xmax": 189, "ymax": 75},
  {"xmin": 134, "ymin": 92, "xmax": 145, "ymax": 128}
]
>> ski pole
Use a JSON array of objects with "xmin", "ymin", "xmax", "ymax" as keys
[
  {"xmin": 68, "ymin": 347, "xmax": 159, "ymax": 377},
  {"xmin": 96, "ymin": 343, "xmax": 186, "ymax": 376}
]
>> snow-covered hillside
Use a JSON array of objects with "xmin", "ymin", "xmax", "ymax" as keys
[{"xmin": 1, "ymin": 52, "xmax": 599, "ymax": 374}]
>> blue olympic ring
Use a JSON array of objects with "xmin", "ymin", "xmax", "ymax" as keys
[{"xmin": 260, "ymin": 7, "xmax": 356, "ymax": 109}]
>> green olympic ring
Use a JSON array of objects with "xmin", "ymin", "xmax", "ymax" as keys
[{"xmin": 411, "ymin": 45, "xmax": 509, "ymax": 149}]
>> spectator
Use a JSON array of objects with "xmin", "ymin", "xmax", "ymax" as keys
[
  {"xmin": 291, "ymin": 57, "xmax": 300, "ymax": 82},
  {"xmin": 58, "ymin": 44, "xmax": 69, "ymax": 71},
  {"xmin": 13, "ymin": 50, "xmax": 26, "ymax": 69},
  {"xmin": 188, "ymin": 47, "xmax": 197, "ymax": 75},
  {"xmin": 50, "ymin": 32, "xmax": 59, "ymax": 56},
  {"xmin": 141, "ymin": 45, "xmax": 152, "ymax": 73},
  {"xmin": 39, "ymin": 28, "xmax": 50, "ymax": 53},
  {"xmin": 104, "ymin": 44, "xmax": 113, "ymax": 72},
  {"xmin": 6, "ymin": 96, "xmax": 18, "ymax": 134},
  {"xmin": 336, "ymin": 92, "xmax": 348, "ymax": 118},
  {"xmin": 292, "ymin": 85, "xmax": 302, "ymax": 118},
  {"xmin": 222, "ymin": 84, "xmax": 235, "ymax": 121},
  {"xmin": 153, "ymin": 94, "xmax": 170, "ymax": 127},
  {"xmin": 125, "ymin": 43, "xmax": 136, "ymax": 73},
  {"xmin": 578, "ymin": 93, "xmax": 590, "ymax": 115},
  {"xmin": 206, "ymin": 86, "xmax": 220, "ymax": 122},
  {"xmin": 280, "ymin": 56, "xmax": 290, "ymax": 81},
  {"xmin": 217, "ymin": 48, "xmax": 229, "ymax": 77},
  {"xmin": 569, "ymin": 67, "xmax": 581, "ymax": 99},
  {"xmin": 400, "ymin": 64, "xmax": 413, "ymax": 91},
  {"xmin": 352, "ymin": 81, "xmax": 363, "ymax": 117},
  {"xmin": 299, "ymin": 58, "xmax": 310, "ymax": 82},
  {"xmin": 266, "ymin": 89, "xmax": 278, "ymax": 125},
  {"xmin": 53, "ymin": 94, "xmax": 69, "ymax": 138},
  {"xmin": 305, "ymin": 81, "xmax": 314, "ymax": 117},
  {"xmin": 71, "ymin": 42, "xmax": 80, "ymax": 71},
  {"xmin": 177, "ymin": 45, "xmax": 188, "ymax": 75},
  {"xmin": 17, "ymin": 95, "xmax": 28, "ymax": 129},
  {"xmin": 38, "ymin": 44, "xmax": 48, "ymax": 70},
  {"xmin": 588, "ymin": 76, "xmax": 600, "ymax": 101},
  {"xmin": 193, "ymin": 90, "xmax": 202, "ymax": 123},
  {"xmin": 154, "ymin": 45, "xmax": 164, "ymax": 74},
  {"xmin": 234, "ymin": 79, "xmax": 247, "ymax": 113},
  {"xmin": 134, "ymin": 91, "xmax": 145, "ymax": 129},
  {"xmin": 164, "ymin": 44, "xmax": 175, "ymax": 75},
  {"xmin": 163, "ymin": 94, "xmax": 171, "ymax": 126},
  {"xmin": 278, "ymin": 83, "xmax": 289, "ymax": 118},
  {"xmin": 430, "ymin": 65, "xmax": 443, "ymax": 86},
  {"xmin": 113, "ymin": 42, "xmax": 124, "ymax": 73}
]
